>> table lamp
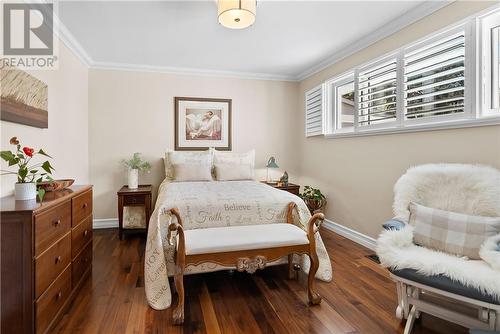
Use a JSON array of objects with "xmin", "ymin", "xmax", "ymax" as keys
[{"xmin": 266, "ymin": 156, "xmax": 279, "ymax": 183}]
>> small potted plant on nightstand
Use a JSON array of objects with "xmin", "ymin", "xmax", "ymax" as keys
[
  {"xmin": 122, "ymin": 153, "xmax": 151, "ymax": 189},
  {"xmin": 300, "ymin": 186, "xmax": 327, "ymax": 214}
]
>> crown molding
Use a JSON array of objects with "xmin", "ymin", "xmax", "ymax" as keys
[
  {"xmin": 295, "ymin": 0, "xmax": 454, "ymax": 81},
  {"xmin": 90, "ymin": 61, "xmax": 299, "ymax": 81},
  {"xmin": 49, "ymin": 0, "xmax": 452, "ymax": 82},
  {"xmin": 55, "ymin": 17, "xmax": 93, "ymax": 66}
]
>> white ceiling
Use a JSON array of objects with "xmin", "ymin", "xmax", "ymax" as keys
[{"xmin": 58, "ymin": 1, "xmax": 449, "ymax": 80}]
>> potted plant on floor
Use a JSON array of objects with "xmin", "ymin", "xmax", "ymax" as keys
[
  {"xmin": 1, "ymin": 137, "xmax": 55, "ymax": 201},
  {"xmin": 300, "ymin": 186, "xmax": 327, "ymax": 214},
  {"xmin": 122, "ymin": 153, "xmax": 151, "ymax": 189}
]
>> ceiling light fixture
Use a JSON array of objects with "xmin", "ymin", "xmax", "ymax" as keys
[{"xmin": 218, "ymin": 0, "xmax": 256, "ymax": 29}]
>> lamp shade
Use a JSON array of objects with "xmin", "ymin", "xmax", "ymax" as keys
[
  {"xmin": 266, "ymin": 157, "xmax": 279, "ymax": 169},
  {"xmin": 218, "ymin": 0, "xmax": 256, "ymax": 29}
]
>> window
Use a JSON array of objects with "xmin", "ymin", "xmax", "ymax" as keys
[
  {"xmin": 480, "ymin": 9, "xmax": 500, "ymax": 115},
  {"xmin": 357, "ymin": 57, "xmax": 398, "ymax": 128},
  {"xmin": 306, "ymin": 7, "xmax": 500, "ymax": 138},
  {"xmin": 403, "ymin": 28, "xmax": 467, "ymax": 123},
  {"xmin": 327, "ymin": 73, "xmax": 355, "ymax": 133},
  {"xmin": 305, "ymin": 84, "xmax": 325, "ymax": 137}
]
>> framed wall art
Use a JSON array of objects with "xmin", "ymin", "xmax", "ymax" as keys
[{"xmin": 174, "ymin": 97, "xmax": 232, "ymax": 151}]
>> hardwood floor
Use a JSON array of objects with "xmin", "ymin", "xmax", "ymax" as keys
[{"xmin": 52, "ymin": 228, "xmax": 468, "ymax": 334}]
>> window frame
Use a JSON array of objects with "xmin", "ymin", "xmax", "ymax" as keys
[
  {"xmin": 401, "ymin": 24, "xmax": 474, "ymax": 127},
  {"xmin": 319, "ymin": 5, "xmax": 500, "ymax": 138},
  {"xmin": 479, "ymin": 8, "xmax": 500, "ymax": 117},
  {"xmin": 325, "ymin": 71, "xmax": 355, "ymax": 134},
  {"xmin": 356, "ymin": 54, "xmax": 400, "ymax": 131}
]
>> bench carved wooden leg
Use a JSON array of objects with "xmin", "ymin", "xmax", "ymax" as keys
[
  {"xmin": 288, "ymin": 254, "xmax": 296, "ymax": 280},
  {"xmin": 167, "ymin": 208, "xmax": 186, "ymax": 325},
  {"xmin": 307, "ymin": 212, "xmax": 324, "ymax": 305}
]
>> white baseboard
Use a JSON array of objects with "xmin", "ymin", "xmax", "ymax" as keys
[
  {"xmin": 322, "ymin": 219, "xmax": 377, "ymax": 251},
  {"xmin": 93, "ymin": 218, "xmax": 118, "ymax": 229}
]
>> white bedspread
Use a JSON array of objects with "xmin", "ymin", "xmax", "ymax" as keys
[{"xmin": 144, "ymin": 180, "xmax": 333, "ymax": 310}]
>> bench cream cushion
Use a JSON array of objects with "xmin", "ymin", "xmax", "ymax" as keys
[{"xmin": 183, "ymin": 224, "xmax": 309, "ymax": 255}]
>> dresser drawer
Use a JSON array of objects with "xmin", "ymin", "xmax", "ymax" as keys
[
  {"xmin": 123, "ymin": 194, "xmax": 145, "ymax": 205},
  {"xmin": 35, "ymin": 233, "xmax": 71, "ymax": 299},
  {"xmin": 36, "ymin": 265, "xmax": 71, "ymax": 334},
  {"xmin": 72, "ymin": 241, "xmax": 92, "ymax": 288},
  {"xmin": 35, "ymin": 201, "xmax": 71, "ymax": 256},
  {"xmin": 72, "ymin": 190, "xmax": 92, "ymax": 226},
  {"xmin": 72, "ymin": 216, "xmax": 93, "ymax": 259}
]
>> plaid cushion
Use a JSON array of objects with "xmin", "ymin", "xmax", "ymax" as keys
[{"xmin": 409, "ymin": 202, "xmax": 500, "ymax": 259}]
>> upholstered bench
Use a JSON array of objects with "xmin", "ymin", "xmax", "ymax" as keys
[{"xmin": 167, "ymin": 203, "xmax": 323, "ymax": 324}]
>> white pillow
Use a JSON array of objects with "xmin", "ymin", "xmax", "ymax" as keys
[
  {"xmin": 215, "ymin": 163, "xmax": 253, "ymax": 181},
  {"xmin": 213, "ymin": 149, "xmax": 255, "ymax": 168},
  {"xmin": 172, "ymin": 163, "xmax": 212, "ymax": 182},
  {"xmin": 164, "ymin": 149, "xmax": 213, "ymax": 179}
]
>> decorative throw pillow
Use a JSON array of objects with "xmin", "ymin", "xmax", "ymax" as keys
[
  {"xmin": 172, "ymin": 163, "xmax": 212, "ymax": 182},
  {"xmin": 409, "ymin": 202, "xmax": 500, "ymax": 259},
  {"xmin": 164, "ymin": 149, "xmax": 213, "ymax": 179},
  {"xmin": 213, "ymin": 149, "xmax": 255, "ymax": 169},
  {"xmin": 214, "ymin": 163, "xmax": 253, "ymax": 181}
]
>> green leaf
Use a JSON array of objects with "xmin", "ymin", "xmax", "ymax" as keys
[
  {"xmin": 8, "ymin": 157, "xmax": 19, "ymax": 166},
  {"xmin": 19, "ymin": 167, "xmax": 28, "ymax": 179},
  {"xmin": 41, "ymin": 161, "xmax": 54, "ymax": 173},
  {"xmin": 30, "ymin": 169, "xmax": 38, "ymax": 174},
  {"xmin": 37, "ymin": 188, "xmax": 46, "ymax": 203},
  {"xmin": 0, "ymin": 151, "xmax": 15, "ymax": 162},
  {"xmin": 38, "ymin": 149, "xmax": 52, "ymax": 158}
]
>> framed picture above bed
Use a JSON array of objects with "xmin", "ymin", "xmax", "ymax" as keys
[{"xmin": 174, "ymin": 97, "xmax": 232, "ymax": 151}]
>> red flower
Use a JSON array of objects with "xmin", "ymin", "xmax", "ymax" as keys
[{"xmin": 23, "ymin": 147, "xmax": 34, "ymax": 157}]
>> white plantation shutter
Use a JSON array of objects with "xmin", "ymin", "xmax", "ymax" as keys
[
  {"xmin": 404, "ymin": 30, "xmax": 466, "ymax": 120},
  {"xmin": 357, "ymin": 58, "xmax": 398, "ymax": 127},
  {"xmin": 305, "ymin": 84, "xmax": 324, "ymax": 136}
]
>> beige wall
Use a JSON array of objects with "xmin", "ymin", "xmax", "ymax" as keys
[
  {"xmin": 88, "ymin": 69, "xmax": 299, "ymax": 219},
  {"xmin": 1, "ymin": 42, "xmax": 89, "ymax": 197},
  {"xmin": 298, "ymin": 1, "xmax": 500, "ymax": 239}
]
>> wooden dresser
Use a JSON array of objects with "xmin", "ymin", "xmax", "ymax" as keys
[{"xmin": 1, "ymin": 185, "xmax": 93, "ymax": 334}]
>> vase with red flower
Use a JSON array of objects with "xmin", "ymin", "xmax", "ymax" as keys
[{"xmin": 1, "ymin": 137, "xmax": 55, "ymax": 201}]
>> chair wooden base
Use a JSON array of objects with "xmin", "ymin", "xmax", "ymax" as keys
[
  {"xmin": 392, "ymin": 274, "xmax": 500, "ymax": 333},
  {"xmin": 167, "ymin": 203, "xmax": 323, "ymax": 325}
]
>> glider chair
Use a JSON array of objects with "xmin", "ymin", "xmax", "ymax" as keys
[{"xmin": 376, "ymin": 164, "xmax": 500, "ymax": 334}]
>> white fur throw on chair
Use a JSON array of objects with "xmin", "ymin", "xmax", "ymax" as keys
[
  {"xmin": 393, "ymin": 164, "xmax": 500, "ymax": 222},
  {"xmin": 377, "ymin": 226, "xmax": 500, "ymax": 300}
]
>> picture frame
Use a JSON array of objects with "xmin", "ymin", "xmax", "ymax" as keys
[{"xmin": 174, "ymin": 97, "xmax": 232, "ymax": 151}]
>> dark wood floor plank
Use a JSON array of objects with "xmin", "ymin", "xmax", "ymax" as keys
[{"xmin": 51, "ymin": 228, "xmax": 468, "ymax": 334}]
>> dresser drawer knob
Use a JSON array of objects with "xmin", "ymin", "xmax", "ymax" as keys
[
  {"xmin": 82, "ymin": 203, "xmax": 88, "ymax": 209},
  {"xmin": 56, "ymin": 291, "xmax": 62, "ymax": 300},
  {"xmin": 53, "ymin": 219, "xmax": 61, "ymax": 226},
  {"xmin": 55, "ymin": 255, "xmax": 62, "ymax": 263},
  {"xmin": 84, "ymin": 230, "xmax": 89, "ymax": 237}
]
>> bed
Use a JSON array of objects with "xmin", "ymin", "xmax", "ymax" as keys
[{"xmin": 144, "ymin": 154, "xmax": 333, "ymax": 310}]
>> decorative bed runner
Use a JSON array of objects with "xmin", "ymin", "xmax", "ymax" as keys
[{"xmin": 145, "ymin": 180, "xmax": 333, "ymax": 310}]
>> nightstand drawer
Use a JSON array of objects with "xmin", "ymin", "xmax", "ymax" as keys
[
  {"xmin": 123, "ymin": 195, "xmax": 145, "ymax": 205},
  {"xmin": 72, "ymin": 190, "xmax": 92, "ymax": 226},
  {"xmin": 35, "ymin": 201, "xmax": 71, "ymax": 256}
]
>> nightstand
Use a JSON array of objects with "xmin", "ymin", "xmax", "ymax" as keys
[
  {"xmin": 117, "ymin": 185, "xmax": 152, "ymax": 240},
  {"xmin": 262, "ymin": 182, "xmax": 300, "ymax": 196}
]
